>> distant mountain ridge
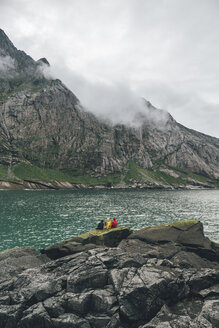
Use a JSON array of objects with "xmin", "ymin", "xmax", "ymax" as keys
[{"xmin": 0, "ymin": 28, "xmax": 218, "ymax": 189}]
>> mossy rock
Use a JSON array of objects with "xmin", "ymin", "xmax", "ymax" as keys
[
  {"xmin": 41, "ymin": 227, "xmax": 132, "ymax": 259},
  {"xmin": 128, "ymin": 220, "xmax": 214, "ymax": 251},
  {"xmin": 78, "ymin": 227, "xmax": 132, "ymax": 247},
  {"xmin": 127, "ymin": 220, "xmax": 202, "ymax": 246},
  {"xmin": 143, "ymin": 219, "xmax": 200, "ymax": 232}
]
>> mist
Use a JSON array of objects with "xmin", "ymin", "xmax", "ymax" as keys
[
  {"xmin": 1, "ymin": 0, "xmax": 219, "ymax": 136},
  {"xmin": 52, "ymin": 64, "xmax": 169, "ymax": 128},
  {"xmin": 36, "ymin": 59, "xmax": 53, "ymax": 80},
  {"xmin": 0, "ymin": 55, "xmax": 15, "ymax": 74}
]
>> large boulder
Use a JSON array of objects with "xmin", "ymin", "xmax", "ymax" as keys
[
  {"xmin": 140, "ymin": 298, "xmax": 219, "ymax": 328},
  {"xmin": 78, "ymin": 227, "xmax": 132, "ymax": 247},
  {"xmin": 40, "ymin": 241, "xmax": 101, "ymax": 260},
  {"xmin": 40, "ymin": 227, "xmax": 132, "ymax": 260},
  {"xmin": 120, "ymin": 220, "xmax": 219, "ymax": 262}
]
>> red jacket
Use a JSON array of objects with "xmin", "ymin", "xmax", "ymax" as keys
[{"xmin": 111, "ymin": 219, "xmax": 118, "ymax": 228}]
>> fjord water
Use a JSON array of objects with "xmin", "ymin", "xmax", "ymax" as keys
[{"xmin": 0, "ymin": 189, "xmax": 219, "ymax": 251}]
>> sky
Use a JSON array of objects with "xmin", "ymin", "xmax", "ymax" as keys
[{"xmin": 0, "ymin": 0, "xmax": 219, "ymax": 137}]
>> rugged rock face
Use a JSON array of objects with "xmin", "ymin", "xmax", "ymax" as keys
[
  {"xmin": 0, "ymin": 246, "xmax": 49, "ymax": 282},
  {"xmin": 0, "ymin": 221, "xmax": 218, "ymax": 328},
  {"xmin": 123, "ymin": 220, "xmax": 219, "ymax": 261},
  {"xmin": 0, "ymin": 28, "xmax": 219, "ymax": 188}
]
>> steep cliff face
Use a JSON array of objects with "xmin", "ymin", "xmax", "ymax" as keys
[{"xmin": 0, "ymin": 29, "xmax": 218, "ymax": 188}]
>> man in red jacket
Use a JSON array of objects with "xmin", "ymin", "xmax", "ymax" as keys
[{"xmin": 111, "ymin": 217, "xmax": 118, "ymax": 228}]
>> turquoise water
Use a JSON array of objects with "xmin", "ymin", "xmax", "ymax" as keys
[{"xmin": 0, "ymin": 189, "xmax": 218, "ymax": 251}]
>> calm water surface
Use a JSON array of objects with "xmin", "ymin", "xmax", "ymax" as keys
[{"xmin": 0, "ymin": 189, "xmax": 218, "ymax": 251}]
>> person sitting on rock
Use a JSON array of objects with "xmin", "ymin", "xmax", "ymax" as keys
[
  {"xmin": 105, "ymin": 218, "xmax": 111, "ymax": 229},
  {"xmin": 96, "ymin": 220, "xmax": 104, "ymax": 230},
  {"xmin": 111, "ymin": 217, "xmax": 118, "ymax": 228}
]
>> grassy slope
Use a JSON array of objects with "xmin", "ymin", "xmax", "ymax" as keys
[
  {"xmin": 0, "ymin": 161, "xmax": 218, "ymax": 188},
  {"xmin": 123, "ymin": 160, "xmax": 219, "ymax": 188}
]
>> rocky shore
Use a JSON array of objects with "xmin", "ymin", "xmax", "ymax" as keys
[
  {"xmin": 0, "ymin": 180, "xmax": 216, "ymax": 190},
  {"xmin": 0, "ymin": 220, "xmax": 219, "ymax": 328}
]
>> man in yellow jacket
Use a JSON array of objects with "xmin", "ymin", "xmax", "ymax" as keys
[{"xmin": 105, "ymin": 217, "xmax": 111, "ymax": 229}]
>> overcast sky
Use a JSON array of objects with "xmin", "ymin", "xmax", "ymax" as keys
[{"xmin": 0, "ymin": 0, "xmax": 219, "ymax": 137}]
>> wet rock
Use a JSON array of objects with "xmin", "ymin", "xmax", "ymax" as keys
[
  {"xmin": 0, "ymin": 221, "xmax": 219, "ymax": 328},
  {"xmin": 82, "ymin": 228, "xmax": 132, "ymax": 247},
  {"xmin": 18, "ymin": 303, "xmax": 52, "ymax": 328},
  {"xmin": 52, "ymin": 313, "xmax": 90, "ymax": 328},
  {"xmin": 171, "ymin": 251, "xmax": 218, "ymax": 269},
  {"xmin": 41, "ymin": 227, "xmax": 132, "ymax": 260},
  {"xmin": 43, "ymin": 295, "xmax": 65, "ymax": 318},
  {"xmin": 0, "ymin": 247, "xmax": 49, "ymax": 281},
  {"xmin": 128, "ymin": 221, "xmax": 209, "ymax": 248},
  {"xmin": 121, "ymin": 220, "xmax": 219, "ymax": 263},
  {"xmin": 63, "ymin": 291, "xmax": 92, "ymax": 315},
  {"xmin": 40, "ymin": 241, "xmax": 101, "ymax": 260},
  {"xmin": 84, "ymin": 314, "xmax": 111, "ymax": 328},
  {"xmin": 140, "ymin": 298, "xmax": 219, "ymax": 328},
  {"xmin": 66, "ymin": 259, "xmax": 108, "ymax": 293}
]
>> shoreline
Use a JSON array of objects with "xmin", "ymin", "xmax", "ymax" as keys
[{"xmin": 0, "ymin": 180, "xmax": 217, "ymax": 191}]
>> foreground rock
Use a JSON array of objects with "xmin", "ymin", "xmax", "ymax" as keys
[
  {"xmin": 0, "ymin": 220, "xmax": 219, "ymax": 328},
  {"xmin": 40, "ymin": 227, "xmax": 132, "ymax": 260},
  {"xmin": 0, "ymin": 247, "xmax": 49, "ymax": 281},
  {"xmin": 119, "ymin": 220, "xmax": 219, "ymax": 263}
]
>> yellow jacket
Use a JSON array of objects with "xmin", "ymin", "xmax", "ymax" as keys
[{"xmin": 105, "ymin": 218, "xmax": 111, "ymax": 229}]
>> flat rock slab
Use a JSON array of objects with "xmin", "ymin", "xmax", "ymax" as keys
[
  {"xmin": 41, "ymin": 227, "xmax": 132, "ymax": 260},
  {"xmin": 126, "ymin": 220, "xmax": 219, "ymax": 261}
]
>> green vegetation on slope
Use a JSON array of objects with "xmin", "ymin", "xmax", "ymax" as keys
[
  {"xmin": 0, "ymin": 165, "xmax": 8, "ymax": 180},
  {"xmin": 11, "ymin": 163, "xmax": 121, "ymax": 187},
  {"xmin": 123, "ymin": 160, "xmax": 218, "ymax": 187},
  {"xmin": 0, "ymin": 160, "xmax": 217, "ymax": 188},
  {"xmin": 12, "ymin": 163, "xmax": 70, "ymax": 182},
  {"xmin": 124, "ymin": 160, "xmax": 186, "ymax": 186},
  {"xmin": 0, "ymin": 76, "xmax": 53, "ymax": 102}
]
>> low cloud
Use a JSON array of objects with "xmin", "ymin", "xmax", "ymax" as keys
[
  {"xmin": 1, "ymin": 0, "xmax": 219, "ymax": 136},
  {"xmin": 36, "ymin": 61, "xmax": 53, "ymax": 80},
  {"xmin": 52, "ymin": 64, "xmax": 169, "ymax": 128},
  {"xmin": 0, "ymin": 55, "xmax": 15, "ymax": 74}
]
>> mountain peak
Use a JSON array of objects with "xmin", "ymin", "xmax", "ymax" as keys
[
  {"xmin": 0, "ymin": 28, "xmax": 16, "ymax": 57},
  {"xmin": 37, "ymin": 57, "xmax": 50, "ymax": 66},
  {"xmin": 0, "ymin": 29, "xmax": 37, "ymax": 76}
]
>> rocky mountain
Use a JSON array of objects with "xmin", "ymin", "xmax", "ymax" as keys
[{"xmin": 0, "ymin": 28, "xmax": 219, "ymax": 189}]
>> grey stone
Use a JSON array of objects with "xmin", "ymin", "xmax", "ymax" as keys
[
  {"xmin": 0, "ymin": 247, "xmax": 49, "ymax": 281},
  {"xmin": 0, "ymin": 222, "xmax": 218, "ymax": 328},
  {"xmin": 52, "ymin": 313, "xmax": 91, "ymax": 328}
]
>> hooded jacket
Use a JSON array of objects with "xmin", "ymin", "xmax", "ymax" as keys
[
  {"xmin": 105, "ymin": 218, "xmax": 111, "ymax": 229},
  {"xmin": 111, "ymin": 217, "xmax": 118, "ymax": 228}
]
